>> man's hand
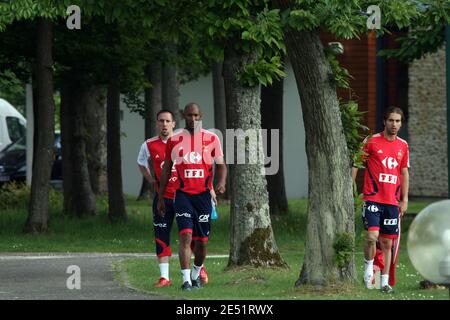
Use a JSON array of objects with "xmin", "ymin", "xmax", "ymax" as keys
[
  {"xmin": 215, "ymin": 182, "xmax": 226, "ymax": 194},
  {"xmin": 210, "ymin": 188, "xmax": 217, "ymax": 206},
  {"xmin": 399, "ymin": 200, "xmax": 408, "ymax": 217},
  {"xmin": 157, "ymin": 196, "xmax": 165, "ymax": 217},
  {"xmin": 149, "ymin": 180, "xmax": 158, "ymax": 193}
]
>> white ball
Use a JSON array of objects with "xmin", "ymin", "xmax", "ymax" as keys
[{"xmin": 407, "ymin": 200, "xmax": 450, "ymax": 284}]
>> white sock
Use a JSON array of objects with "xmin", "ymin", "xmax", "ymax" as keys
[
  {"xmin": 364, "ymin": 259, "xmax": 374, "ymax": 279},
  {"xmin": 159, "ymin": 263, "xmax": 169, "ymax": 280},
  {"xmin": 191, "ymin": 264, "xmax": 203, "ymax": 281},
  {"xmin": 181, "ymin": 269, "xmax": 191, "ymax": 284},
  {"xmin": 381, "ymin": 274, "xmax": 389, "ymax": 287}
]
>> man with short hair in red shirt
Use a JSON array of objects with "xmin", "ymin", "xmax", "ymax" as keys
[
  {"xmin": 352, "ymin": 106, "xmax": 410, "ymax": 293},
  {"xmin": 137, "ymin": 109, "xmax": 178, "ymax": 288},
  {"xmin": 158, "ymin": 102, "xmax": 227, "ymax": 291}
]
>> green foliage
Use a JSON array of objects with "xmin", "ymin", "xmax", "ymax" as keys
[
  {"xmin": 237, "ymin": 56, "xmax": 286, "ymax": 87},
  {"xmin": 333, "ymin": 232, "xmax": 354, "ymax": 269},
  {"xmin": 340, "ymin": 101, "xmax": 369, "ymax": 168},
  {"xmin": 324, "ymin": 47, "xmax": 368, "ymax": 168},
  {"xmin": 378, "ymin": 0, "xmax": 449, "ymax": 62},
  {"xmin": 324, "ymin": 47, "xmax": 353, "ymax": 89},
  {"xmin": 0, "ymin": 69, "xmax": 26, "ymax": 115},
  {"xmin": 203, "ymin": 1, "xmax": 286, "ymax": 87},
  {"xmin": 0, "ymin": 182, "xmax": 62, "ymax": 211}
]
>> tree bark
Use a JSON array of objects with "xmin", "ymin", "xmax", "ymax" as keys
[
  {"xmin": 60, "ymin": 81, "xmax": 97, "ymax": 217},
  {"xmin": 137, "ymin": 63, "xmax": 162, "ymax": 200},
  {"xmin": 212, "ymin": 60, "xmax": 230, "ymax": 200},
  {"xmin": 162, "ymin": 43, "xmax": 181, "ymax": 124},
  {"xmin": 223, "ymin": 45, "xmax": 286, "ymax": 268},
  {"xmin": 274, "ymin": 0, "xmax": 356, "ymax": 285},
  {"xmin": 24, "ymin": 18, "xmax": 55, "ymax": 234},
  {"xmin": 84, "ymin": 86, "xmax": 107, "ymax": 195},
  {"xmin": 106, "ymin": 77, "xmax": 127, "ymax": 222},
  {"xmin": 261, "ymin": 77, "xmax": 288, "ymax": 216}
]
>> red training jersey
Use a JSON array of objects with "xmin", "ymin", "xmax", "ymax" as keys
[
  {"xmin": 140, "ymin": 136, "xmax": 178, "ymax": 199},
  {"xmin": 165, "ymin": 129, "xmax": 223, "ymax": 195},
  {"xmin": 361, "ymin": 133, "xmax": 409, "ymax": 206}
]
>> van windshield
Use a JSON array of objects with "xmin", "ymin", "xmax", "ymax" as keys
[{"xmin": 6, "ymin": 116, "xmax": 26, "ymax": 142}]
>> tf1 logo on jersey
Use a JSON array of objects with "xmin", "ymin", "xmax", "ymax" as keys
[{"xmin": 184, "ymin": 169, "xmax": 204, "ymax": 178}]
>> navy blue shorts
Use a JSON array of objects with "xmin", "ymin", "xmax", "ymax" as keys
[
  {"xmin": 174, "ymin": 190, "xmax": 212, "ymax": 242},
  {"xmin": 362, "ymin": 201, "xmax": 399, "ymax": 238},
  {"xmin": 152, "ymin": 194, "xmax": 175, "ymax": 257}
]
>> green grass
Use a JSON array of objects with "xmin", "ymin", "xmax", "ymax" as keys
[
  {"xmin": 117, "ymin": 251, "xmax": 449, "ymax": 300},
  {"xmin": 0, "ymin": 187, "xmax": 446, "ymax": 299}
]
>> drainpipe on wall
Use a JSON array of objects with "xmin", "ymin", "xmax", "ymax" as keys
[{"xmin": 376, "ymin": 36, "xmax": 386, "ymax": 133}]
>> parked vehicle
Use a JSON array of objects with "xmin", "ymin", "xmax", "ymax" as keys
[
  {"xmin": 0, "ymin": 133, "xmax": 62, "ymax": 186},
  {"xmin": 0, "ymin": 98, "xmax": 26, "ymax": 152}
]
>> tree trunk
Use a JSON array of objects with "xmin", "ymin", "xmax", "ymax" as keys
[
  {"xmin": 84, "ymin": 86, "xmax": 107, "ymax": 195},
  {"xmin": 60, "ymin": 82, "xmax": 97, "ymax": 217},
  {"xmin": 106, "ymin": 77, "xmax": 127, "ymax": 222},
  {"xmin": 261, "ymin": 77, "xmax": 288, "ymax": 216},
  {"xmin": 273, "ymin": 2, "xmax": 356, "ymax": 285},
  {"xmin": 24, "ymin": 18, "xmax": 55, "ymax": 234},
  {"xmin": 137, "ymin": 63, "xmax": 162, "ymax": 200},
  {"xmin": 162, "ymin": 43, "xmax": 181, "ymax": 124},
  {"xmin": 212, "ymin": 60, "xmax": 230, "ymax": 200},
  {"xmin": 223, "ymin": 45, "xmax": 286, "ymax": 268},
  {"xmin": 60, "ymin": 84, "xmax": 73, "ymax": 217}
]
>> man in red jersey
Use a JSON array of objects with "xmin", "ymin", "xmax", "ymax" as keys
[
  {"xmin": 352, "ymin": 106, "xmax": 409, "ymax": 293},
  {"xmin": 137, "ymin": 110, "xmax": 178, "ymax": 288},
  {"xmin": 158, "ymin": 103, "xmax": 227, "ymax": 291}
]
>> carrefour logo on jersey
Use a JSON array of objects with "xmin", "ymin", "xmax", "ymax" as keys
[
  {"xmin": 183, "ymin": 152, "xmax": 202, "ymax": 164},
  {"xmin": 382, "ymin": 157, "xmax": 398, "ymax": 169}
]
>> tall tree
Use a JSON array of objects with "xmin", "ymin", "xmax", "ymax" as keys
[
  {"xmin": 270, "ymin": 0, "xmax": 437, "ymax": 285},
  {"xmin": 106, "ymin": 75, "xmax": 127, "ymax": 222},
  {"xmin": 261, "ymin": 75, "xmax": 288, "ymax": 216},
  {"xmin": 84, "ymin": 86, "xmax": 107, "ymax": 195},
  {"xmin": 162, "ymin": 43, "xmax": 181, "ymax": 124},
  {"xmin": 25, "ymin": 18, "xmax": 55, "ymax": 233},
  {"xmin": 60, "ymin": 80, "xmax": 96, "ymax": 217},
  {"xmin": 202, "ymin": 1, "xmax": 287, "ymax": 267},
  {"xmin": 137, "ymin": 63, "xmax": 162, "ymax": 200},
  {"xmin": 212, "ymin": 60, "xmax": 231, "ymax": 200}
]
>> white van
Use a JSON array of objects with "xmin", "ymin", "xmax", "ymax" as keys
[{"xmin": 0, "ymin": 98, "xmax": 27, "ymax": 152}]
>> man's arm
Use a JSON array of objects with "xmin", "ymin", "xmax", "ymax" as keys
[
  {"xmin": 138, "ymin": 165, "xmax": 154, "ymax": 183},
  {"xmin": 214, "ymin": 156, "xmax": 227, "ymax": 194},
  {"xmin": 351, "ymin": 167, "xmax": 358, "ymax": 184},
  {"xmin": 399, "ymin": 168, "xmax": 409, "ymax": 217},
  {"xmin": 138, "ymin": 164, "xmax": 158, "ymax": 192},
  {"xmin": 157, "ymin": 159, "xmax": 173, "ymax": 216}
]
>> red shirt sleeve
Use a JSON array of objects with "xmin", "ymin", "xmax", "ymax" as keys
[
  {"xmin": 165, "ymin": 138, "xmax": 174, "ymax": 163},
  {"xmin": 212, "ymin": 135, "xmax": 224, "ymax": 159},
  {"xmin": 401, "ymin": 144, "xmax": 409, "ymax": 169}
]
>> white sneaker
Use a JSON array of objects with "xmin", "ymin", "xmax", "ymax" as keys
[
  {"xmin": 381, "ymin": 284, "xmax": 394, "ymax": 293},
  {"xmin": 363, "ymin": 275, "xmax": 374, "ymax": 289}
]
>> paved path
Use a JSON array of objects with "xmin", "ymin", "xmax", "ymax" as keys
[{"xmin": 0, "ymin": 253, "xmax": 165, "ymax": 300}]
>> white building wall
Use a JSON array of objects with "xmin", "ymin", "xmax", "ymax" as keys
[{"xmin": 120, "ymin": 65, "xmax": 308, "ymax": 199}]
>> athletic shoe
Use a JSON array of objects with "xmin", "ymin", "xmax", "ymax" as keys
[
  {"xmin": 381, "ymin": 284, "xmax": 394, "ymax": 293},
  {"xmin": 191, "ymin": 277, "xmax": 203, "ymax": 289},
  {"xmin": 199, "ymin": 266, "xmax": 209, "ymax": 285},
  {"xmin": 363, "ymin": 274, "xmax": 374, "ymax": 289},
  {"xmin": 154, "ymin": 277, "xmax": 171, "ymax": 288},
  {"xmin": 181, "ymin": 281, "xmax": 192, "ymax": 291}
]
